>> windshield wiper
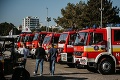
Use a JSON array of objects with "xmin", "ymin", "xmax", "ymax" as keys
[
  {"xmin": 74, "ymin": 42, "xmax": 84, "ymax": 46},
  {"xmin": 59, "ymin": 40, "xmax": 66, "ymax": 43}
]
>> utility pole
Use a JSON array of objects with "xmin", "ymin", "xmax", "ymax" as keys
[
  {"xmin": 46, "ymin": 7, "xmax": 48, "ymax": 31},
  {"xmin": 100, "ymin": 0, "xmax": 104, "ymax": 28},
  {"xmin": 46, "ymin": 7, "xmax": 51, "ymax": 32}
]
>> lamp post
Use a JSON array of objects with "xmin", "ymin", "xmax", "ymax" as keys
[
  {"xmin": 118, "ymin": 7, "xmax": 120, "ymax": 17},
  {"xmin": 46, "ymin": 7, "xmax": 48, "ymax": 31},
  {"xmin": 100, "ymin": 0, "xmax": 104, "ymax": 28},
  {"xmin": 46, "ymin": 7, "xmax": 51, "ymax": 32}
]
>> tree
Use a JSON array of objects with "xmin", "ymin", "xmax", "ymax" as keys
[
  {"xmin": 54, "ymin": 1, "xmax": 86, "ymax": 29},
  {"xmin": 82, "ymin": 0, "xmax": 120, "ymax": 27},
  {"xmin": 40, "ymin": 26, "xmax": 46, "ymax": 31},
  {"xmin": 0, "ymin": 22, "xmax": 19, "ymax": 36},
  {"xmin": 54, "ymin": 0, "xmax": 120, "ymax": 29}
]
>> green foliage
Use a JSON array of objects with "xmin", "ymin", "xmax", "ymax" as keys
[
  {"xmin": 0, "ymin": 22, "xmax": 20, "ymax": 36},
  {"xmin": 83, "ymin": 0, "xmax": 120, "ymax": 27},
  {"xmin": 54, "ymin": 1, "xmax": 86, "ymax": 29},
  {"xmin": 0, "ymin": 22, "xmax": 13, "ymax": 36},
  {"xmin": 54, "ymin": 0, "xmax": 120, "ymax": 29},
  {"xmin": 40, "ymin": 26, "xmax": 46, "ymax": 31}
]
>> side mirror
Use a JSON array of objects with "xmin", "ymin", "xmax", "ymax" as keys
[{"xmin": 69, "ymin": 40, "xmax": 74, "ymax": 45}]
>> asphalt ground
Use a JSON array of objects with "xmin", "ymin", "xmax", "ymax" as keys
[{"xmin": 5, "ymin": 58, "xmax": 120, "ymax": 80}]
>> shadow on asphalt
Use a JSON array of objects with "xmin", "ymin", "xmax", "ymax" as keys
[
  {"xmin": 4, "ymin": 70, "xmax": 120, "ymax": 80},
  {"xmin": 30, "ymin": 76, "xmax": 88, "ymax": 80},
  {"xmin": 5, "ymin": 75, "xmax": 88, "ymax": 80}
]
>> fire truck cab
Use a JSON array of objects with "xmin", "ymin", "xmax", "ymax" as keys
[
  {"xmin": 24, "ymin": 33, "xmax": 34, "ymax": 50},
  {"xmin": 16, "ymin": 33, "xmax": 26, "ymax": 54},
  {"xmin": 17, "ymin": 27, "xmax": 32, "ymax": 53},
  {"xmin": 42, "ymin": 33, "xmax": 60, "ymax": 55},
  {"xmin": 31, "ymin": 32, "xmax": 49, "ymax": 58},
  {"xmin": 58, "ymin": 31, "xmax": 77, "ymax": 66},
  {"xmin": 74, "ymin": 26, "xmax": 120, "ymax": 74}
]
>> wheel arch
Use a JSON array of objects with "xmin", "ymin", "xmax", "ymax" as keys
[{"xmin": 95, "ymin": 52, "xmax": 116, "ymax": 66}]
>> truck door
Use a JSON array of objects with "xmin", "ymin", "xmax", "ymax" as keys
[
  {"xmin": 67, "ymin": 33, "xmax": 76, "ymax": 53},
  {"xmin": 111, "ymin": 29, "xmax": 120, "ymax": 65},
  {"xmin": 87, "ymin": 31, "xmax": 107, "ymax": 59}
]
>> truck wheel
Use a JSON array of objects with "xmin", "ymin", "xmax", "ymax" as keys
[
  {"xmin": 87, "ymin": 66, "xmax": 98, "ymax": 73},
  {"xmin": 67, "ymin": 63, "xmax": 76, "ymax": 68},
  {"xmin": 98, "ymin": 58, "xmax": 115, "ymax": 75},
  {"xmin": 76, "ymin": 64, "xmax": 84, "ymax": 69}
]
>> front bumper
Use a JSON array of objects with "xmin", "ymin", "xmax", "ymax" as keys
[
  {"xmin": 80, "ymin": 57, "xmax": 88, "ymax": 65},
  {"xmin": 61, "ymin": 53, "xmax": 67, "ymax": 62}
]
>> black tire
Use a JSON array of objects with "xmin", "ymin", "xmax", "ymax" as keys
[
  {"xmin": 67, "ymin": 63, "xmax": 76, "ymax": 68},
  {"xmin": 87, "ymin": 66, "xmax": 98, "ymax": 73},
  {"xmin": 98, "ymin": 58, "xmax": 115, "ymax": 75},
  {"xmin": 76, "ymin": 64, "xmax": 84, "ymax": 69}
]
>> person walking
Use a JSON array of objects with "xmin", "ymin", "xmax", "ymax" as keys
[
  {"xmin": 34, "ymin": 42, "xmax": 46, "ymax": 76},
  {"xmin": 20, "ymin": 43, "xmax": 29, "ymax": 68},
  {"xmin": 48, "ymin": 44, "xmax": 58, "ymax": 76}
]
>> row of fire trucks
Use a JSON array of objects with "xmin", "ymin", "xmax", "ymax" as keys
[
  {"xmin": 61, "ymin": 25, "xmax": 120, "ymax": 75},
  {"xmin": 73, "ymin": 26, "xmax": 120, "ymax": 75},
  {"xmin": 16, "ymin": 24, "xmax": 120, "ymax": 75}
]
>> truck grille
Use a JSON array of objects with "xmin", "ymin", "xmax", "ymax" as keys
[
  {"xmin": 58, "ymin": 48, "xmax": 63, "ymax": 53},
  {"xmin": 73, "ymin": 52, "xmax": 83, "ymax": 56}
]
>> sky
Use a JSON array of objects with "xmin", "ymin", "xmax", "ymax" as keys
[{"xmin": 0, "ymin": 0, "xmax": 120, "ymax": 27}]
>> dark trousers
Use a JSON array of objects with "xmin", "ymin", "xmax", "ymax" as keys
[
  {"xmin": 49, "ymin": 60, "xmax": 55, "ymax": 75},
  {"xmin": 35, "ymin": 59, "xmax": 44, "ymax": 74},
  {"xmin": 23, "ymin": 59, "xmax": 27, "ymax": 68}
]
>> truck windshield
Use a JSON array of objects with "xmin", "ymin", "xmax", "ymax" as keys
[
  {"xmin": 58, "ymin": 33, "xmax": 68, "ymax": 43},
  {"xmin": 24, "ymin": 35, "xmax": 33, "ymax": 42},
  {"xmin": 74, "ymin": 32, "xmax": 88, "ymax": 46},
  {"xmin": 33, "ymin": 33, "xmax": 39, "ymax": 40},
  {"xmin": 42, "ymin": 36, "xmax": 51, "ymax": 44},
  {"xmin": 17, "ymin": 36, "xmax": 24, "ymax": 42}
]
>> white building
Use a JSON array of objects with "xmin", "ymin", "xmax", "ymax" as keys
[{"xmin": 22, "ymin": 16, "xmax": 39, "ymax": 30}]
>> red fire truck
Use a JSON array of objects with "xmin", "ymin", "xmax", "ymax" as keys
[
  {"xmin": 42, "ymin": 33, "xmax": 60, "ymax": 57},
  {"xmin": 73, "ymin": 26, "xmax": 120, "ymax": 74},
  {"xmin": 17, "ymin": 27, "xmax": 32, "ymax": 49},
  {"xmin": 16, "ymin": 33, "xmax": 26, "ymax": 49},
  {"xmin": 58, "ymin": 31, "xmax": 77, "ymax": 66},
  {"xmin": 73, "ymin": 31, "xmax": 86, "ymax": 68},
  {"xmin": 24, "ymin": 33, "xmax": 34, "ymax": 50},
  {"xmin": 31, "ymin": 31, "xmax": 49, "ymax": 58}
]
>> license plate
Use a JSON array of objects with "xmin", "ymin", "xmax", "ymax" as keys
[
  {"xmin": 61, "ymin": 53, "xmax": 67, "ymax": 61},
  {"xmin": 63, "ymin": 57, "xmax": 67, "ymax": 61}
]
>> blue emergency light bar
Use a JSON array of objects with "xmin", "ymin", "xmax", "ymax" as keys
[{"xmin": 106, "ymin": 23, "xmax": 120, "ymax": 27}]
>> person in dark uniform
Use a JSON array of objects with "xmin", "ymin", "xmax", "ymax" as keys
[
  {"xmin": 34, "ymin": 42, "xmax": 46, "ymax": 76},
  {"xmin": 48, "ymin": 44, "xmax": 58, "ymax": 76}
]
